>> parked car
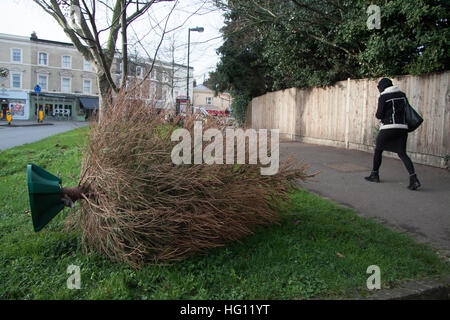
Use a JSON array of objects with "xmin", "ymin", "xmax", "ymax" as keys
[{"xmin": 193, "ymin": 106, "xmax": 209, "ymax": 117}]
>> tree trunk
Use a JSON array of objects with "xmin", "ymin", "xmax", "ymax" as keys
[{"xmin": 97, "ymin": 74, "xmax": 113, "ymax": 123}]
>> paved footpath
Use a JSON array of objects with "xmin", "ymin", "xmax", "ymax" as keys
[
  {"xmin": 0, "ymin": 120, "xmax": 88, "ymax": 151},
  {"xmin": 280, "ymin": 142, "xmax": 450, "ymax": 253}
]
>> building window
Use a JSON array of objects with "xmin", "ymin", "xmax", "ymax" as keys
[
  {"xmin": 38, "ymin": 52, "xmax": 48, "ymax": 66},
  {"xmin": 83, "ymin": 59, "xmax": 92, "ymax": 71},
  {"xmin": 136, "ymin": 66, "xmax": 143, "ymax": 78},
  {"xmin": 37, "ymin": 75, "xmax": 48, "ymax": 91},
  {"xmin": 61, "ymin": 77, "xmax": 71, "ymax": 93},
  {"xmin": 83, "ymin": 79, "xmax": 91, "ymax": 94},
  {"xmin": 62, "ymin": 55, "xmax": 71, "ymax": 69},
  {"xmin": 11, "ymin": 48, "xmax": 22, "ymax": 63},
  {"xmin": 115, "ymin": 76, "xmax": 121, "ymax": 88},
  {"xmin": 162, "ymin": 72, "xmax": 169, "ymax": 83},
  {"xmin": 11, "ymin": 73, "xmax": 22, "ymax": 88},
  {"xmin": 206, "ymin": 97, "xmax": 212, "ymax": 105},
  {"xmin": 151, "ymin": 70, "xmax": 157, "ymax": 80}
]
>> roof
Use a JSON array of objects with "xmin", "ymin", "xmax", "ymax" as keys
[
  {"xmin": 193, "ymin": 84, "xmax": 211, "ymax": 91},
  {"xmin": 30, "ymin": 36, "xmax": 74, "ymax": 47},
  {"xmin": 193, "ymin": 84, "xmax": 231, "ymax": 95}
]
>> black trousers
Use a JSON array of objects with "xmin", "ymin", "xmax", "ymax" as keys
[
  {"xmin": 373, "ymin": 128, "xmax": 415, "ymax": 175},
  {"xmin": 373, "ymin": 148, "xmax": 415, "ymax": 175}
]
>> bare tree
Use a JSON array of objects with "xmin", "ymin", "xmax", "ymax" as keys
[{"xmin": 33, "ymin": 0, "xmax": 174, "ymax": 121}]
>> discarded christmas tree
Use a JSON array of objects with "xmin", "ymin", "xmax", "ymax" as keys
[{"xmin": 66, "ymin": 89, "xmax": 312, "ymax": 268}]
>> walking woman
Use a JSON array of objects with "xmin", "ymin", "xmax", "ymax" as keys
[{"xmin": 365, "ymin": 78, "xmax": 421, "ymax": 190}]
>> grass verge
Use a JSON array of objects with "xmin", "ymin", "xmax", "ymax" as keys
[{"xmin": 0, "ymin": 127, "xmax": 448, "ymax": 299}]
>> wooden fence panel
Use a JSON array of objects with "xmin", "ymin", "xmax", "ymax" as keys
[{"xmin": 248, "ymin": 71, "xmax": 449, "ymax": 168}]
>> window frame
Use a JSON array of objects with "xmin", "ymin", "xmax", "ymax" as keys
[
  {"xmin": 37, "ymin": 74, "xmax": 49, "ymax": 91},
  {"xmin": 162, "ymin": 72, "xmax": 169, "ymax": 83},
  {"xmin": 206, "ymin": 97, "xmax": 212, "ymax": 105},
  {"xmin": 61, "ymin": 55, "xmax": 72, "ymax": 69},
  {"xmin": 10, "ymin": 72, "xmax": 22, "ymax": 89},
  {"xmin": 82, "ymin": 79, "xmax": 92, "ymax": 94},
  {"xmin": 60, "ymin": 76, "xmax": 72, "ymax": 93},
  {"xmin": 83, "ymin": 59, "xmax": 92, "ymax": 71},
  {"xmin": 136, "ymin": 66, "xmax": 143, "ymax": 78},
  {"xmin": 151, "ymin": 69, "xmax": 157, "ymax": 80},
  {"xmin": 11, "ymin": 48, "xmax": 22, "ymax": 63},
  {"xmin": 38, "ymin": 51, "xmax": 49, "ymax": 66}
]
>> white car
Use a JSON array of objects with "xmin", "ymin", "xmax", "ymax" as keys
[{"xmin": 193, "ymin": 106, "xmax": 209, "ymax": 117}]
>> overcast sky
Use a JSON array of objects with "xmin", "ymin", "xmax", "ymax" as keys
[{"xmin": 0, "ymin": 0, "xmax": 225, "ymax": 84}]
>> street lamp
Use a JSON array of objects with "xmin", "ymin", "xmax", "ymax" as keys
[{"xmin": 187, "ymin": 27, "xmax": 204, "ymax": 109}]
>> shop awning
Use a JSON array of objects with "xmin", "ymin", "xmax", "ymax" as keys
[{"xmin": 79, "ymin": 97, "xmax": 99, "ymax": 110}]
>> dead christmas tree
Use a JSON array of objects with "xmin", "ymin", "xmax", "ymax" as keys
[{"xmin": 66, "ymin": 89, "xmax": 312, "ymax": 268}]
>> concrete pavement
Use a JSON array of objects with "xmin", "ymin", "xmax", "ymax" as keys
[
  {"xmin": 0, "ymin": 120, "xmax": 88, "ymax": 151},
  {"xmin": 280, "ymin": 142, "xmax": 450, "ymax": 253}
]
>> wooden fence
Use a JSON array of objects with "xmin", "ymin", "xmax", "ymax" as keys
[{"xmin": 247, "ymin": 71, "xmax": 450, "ymax": 168}]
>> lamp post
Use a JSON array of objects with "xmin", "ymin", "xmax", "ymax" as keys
[{"xmin": 187, "ymin": 27, "xmax": 204, "ymax": 110}]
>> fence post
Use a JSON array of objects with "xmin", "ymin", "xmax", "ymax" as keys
[
  {"xmin": 361, "ymin": 79, "xmax": 368, "ymax": 145},
  {"xmin": 344, "ymin": 78, "xmax": 350, "ymax": 149}
]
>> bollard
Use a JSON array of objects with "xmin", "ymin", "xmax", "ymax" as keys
[{"xmin": 6, "ymin": 110, "xmax": 12, "ymax": 125}]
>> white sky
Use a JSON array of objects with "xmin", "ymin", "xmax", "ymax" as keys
[{"xmin": 0, "ymin": 0, "xmax": 225, "ymax": 84}]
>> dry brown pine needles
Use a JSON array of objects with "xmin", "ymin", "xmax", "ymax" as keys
[{"xmin": 67, "ymin": 88, "xmax": 313, "ymax": 268}]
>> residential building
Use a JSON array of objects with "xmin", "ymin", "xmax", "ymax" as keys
[
  {"xmin": 110, "ymin": 54, "xmax": 193, "ymax": 110},
  {"xmin": 0, "ymin": 32, "xmax": 193, "ymax": 120},
  {"xmin": 0, "ymin": 32, "xmax": 99, "ymax": 121},
  {"xmin": 192, "ymin": 84, "xmax": 232, "ymax": 112}
]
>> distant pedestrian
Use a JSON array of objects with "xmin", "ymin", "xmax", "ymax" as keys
[{"xmin": 365, "ymin": 78, "xmax": 421, "ymax": 190}]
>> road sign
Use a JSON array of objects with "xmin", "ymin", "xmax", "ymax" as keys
[{"xmin": 34, "ymin": 85, "xmax": 41, "ymax": 93}]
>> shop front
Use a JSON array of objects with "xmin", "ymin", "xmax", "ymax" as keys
[
  {"xmin": 29, "ymin": 93, "xmax": 88, "ymax": 121},
  {"xmin": 79, "ymin": 97, "xmax": 99, "ymax": 121},
  {"xmin": 0, "ymin": 89, "xmax": 29, "ymax": 120}
]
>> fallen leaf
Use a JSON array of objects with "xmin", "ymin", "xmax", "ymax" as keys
[{"xmin": 336, "ymin": 252, "xmax": 345, "ymax": 258}]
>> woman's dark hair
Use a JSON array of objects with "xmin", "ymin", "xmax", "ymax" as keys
[{"xmin": 377, "ymin": 78, "xmax": 393, "ymax": 93}]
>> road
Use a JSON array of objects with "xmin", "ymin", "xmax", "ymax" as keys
[
  {"xmin": 280, "ymin": 142, "xmax": 450, "ymax": 254},
  {"xmin": 0, "ymin": 120, "xmax": 88, "ymax": 151}
]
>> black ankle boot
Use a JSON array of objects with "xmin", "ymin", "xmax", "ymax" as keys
[
  {"xmin": 365, "ymin": 171, "xmax": 380, "ymax": 183},
  {"xmin": 408, "ymin": 174, "xmax": 421, "ymax": 190}
]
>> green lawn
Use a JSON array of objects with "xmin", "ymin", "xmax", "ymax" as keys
[{"xmin": 0, "ymin": 127, "xmax": 448, "ymax": 299}]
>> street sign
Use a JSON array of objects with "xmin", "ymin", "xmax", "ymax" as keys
[{"xmin": 34, "ymin": 85, "xmax": 41, "ymax": 93}]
